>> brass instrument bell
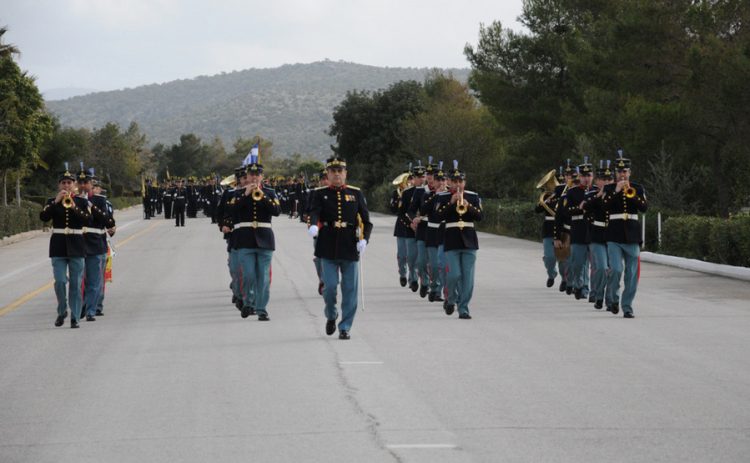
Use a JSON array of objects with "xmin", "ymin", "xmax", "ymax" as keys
[{"xmin": 62, "ymin": 191, "xmax": 74, "ymax": 208}]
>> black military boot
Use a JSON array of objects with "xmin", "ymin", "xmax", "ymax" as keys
[
  {"xmin": 399, "ymin": 277, "xmax": 407, "ymax": 287},
  {"xmin": 419, "ymin": 284, "xmax": 428, "ymax": 298},
  {"xmin": 594, "ymin": 300, "xmax": 604, "ymax": 310},
  {"xmin": 409, "ymin": 281, "xmax": 418, "ymax": 292},
  {"xmin": 559, "ymin": 281, "xmax": 567, "ymax": 292},
  {"xmin": 607, "ymin": 303, "xmax": 620, "ymax": 315},
  {"xmin": 546, "ymin": 278, "xmax": 554, "ymax": 288}
]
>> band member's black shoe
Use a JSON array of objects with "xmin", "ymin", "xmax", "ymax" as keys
[
  {"xmin": 241, "ymin": 306, "xmax": 251, "ymax": 319},
  {"xmin": 409, "ymin": 281, "xmax": 418, "ymax": 292},
  {"xmin": 566, "ymin": 286, "xmax": 573, "ymax": 295},
  {"xmin": 85, "ymin": 315, "xmax": 96, "ymax": 322},
  {"xmin": 575, "ymin": 288, "xmax": 583, "ymax": 300},
  {"xmin": 70, "ymin": 319, "xmax": 79, "ymax": 329},
  {"xmin": 399, "ymin": 277, "xmax": 407, "ymax": 287},
  {"xmin": 318, "ymin": 282, "xmax": 324, "ymax": 295},
  {"xmin": 559, "ymin": 281, "xmax": 567, "ymax": 292},
  {"xmin": 95, "ymin": 310, "xmax": 103, "ymax": 316},
  {"xmin": 594, "ymin": 300, "xmax": 603, "ymax": 310},
  {"xmin": 458, "ymin": 313, "xmax": 472, "ymax": 320},
  {"xmin": 326, "ymin": 319, "xmax": 336, "ymax": 336},
  {"xmin": 419, "ymin": 285, "xmax": 428, "ymax": 298},
  {"xmin": 623, "ymin": 312, "xmax": 634, "ymax": 319},
  {"xmin": 546, "ymin": 278, "xmax": 554, "ymax": 288},
  {"xmin": 443, "ymin": 302, "xmax": 455, "ymax": 316},
  {"xmin": 607, "ymin": 303, "xmax": 620, "ymax": 315},
  {"xmin": 338, "ymin": 330, "xmax": 350, "ymax": 340},
  {"xmin": 433, "ymin": 295, "xmax": 444, "ymax": 302},
  {"xmin": 258, "ymin": 313, "xmax": 270, "ymax": 321},
  {"xmin": 588, "ymin": 295, "xmax": 596, "ymax": 303},
  {"xmin": 54, "ymin": 312, "xmax": 66, "ymax": 327},
  {"xmin": 235, "ymin": 299, "xmax": 243, "ymax": 310}
]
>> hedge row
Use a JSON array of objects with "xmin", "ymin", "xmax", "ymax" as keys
[
  {"xmin": 661, "ymin": 215, "xmax": 750, "ymax": 267},
  {"xmin": 109, "ymin": 196, "xmax": 143, "ymax": 210},
  {"xmin": 0, "ymin": 201, "xmax": 44, "ymax": 238}
]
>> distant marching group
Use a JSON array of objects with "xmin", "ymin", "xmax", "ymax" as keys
[{"xmin": 535, "ymin": 150, "xmax": 648, "ymax": 318}]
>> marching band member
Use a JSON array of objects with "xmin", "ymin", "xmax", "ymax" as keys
[
  {"xmin": 602, "ymin": 150, "xmax": 648, "ymax": 318},
  {"xmin": 307, "ymin": 156, "xmax": 373, "ymax": 339},
  {"xmin": 555, "ymin": 161, "xmax": 577, "ymax": 294},
  {"xmin": 391, "ymin": 168, "xmax": 412, "ymax": 287},
  {"xmin": 409, "ymin": 159, "xmax": 434, "ymax": 298},
  {"xmin": 421, "ymin": 162, "xmax": 449, "ymax": 302},
  {"xmin": 224, "ymin": 163, "xmax": 281, "ymax": 321},
  {"xmin": 535, "ymin": 167, "xmax": 563, "ymax": 288},
  {"xmin": 559, "ymin": 158, "xmax": 595, "ymax": 301},
  {"xmin": 582, "ymin": 161, "xmax": 614, "ymax": 309},
  {"xmin": 39, "ymin": 164, "xmax": 92, "ymax": 328},
  {"xmin": 437, "ymin": 161, "xmax": 482, "ymax": 319}
]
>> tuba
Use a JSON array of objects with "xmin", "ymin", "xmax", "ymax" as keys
[
  {"xmin": 535, "ymin": 169, "xmax": 559, "ymax": 216},
  {"xmin": 392, "ymin": 172, "xmax": 410, "ymax": 196}
]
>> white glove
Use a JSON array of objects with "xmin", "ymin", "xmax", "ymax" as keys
[
  {"xmin": 308, "ymin": 225, "xmax": 319, "ymax": 238},
  {"xmin": 357, "ymin": 239, "xmax": 367, "ymax": 255}
]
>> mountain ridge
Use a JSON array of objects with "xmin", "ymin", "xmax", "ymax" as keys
[{"xmin": 46, "ymin": 60, "xmax": 470, "ymax": 156}]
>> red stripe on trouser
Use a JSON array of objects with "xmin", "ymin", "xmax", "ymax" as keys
[{"xmin": 637, "ymin": 255, "xmax": 641, "ymax": 282}]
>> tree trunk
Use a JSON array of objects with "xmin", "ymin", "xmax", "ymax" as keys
[
  {"xmin": 2, "ymin": 170, "xmax": 7, "ymax": 207},
  {"xmin": 15, "ymin": 173, "xmax": 21, "ymax": 206}
]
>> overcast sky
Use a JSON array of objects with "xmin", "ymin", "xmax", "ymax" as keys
[{"xmin": 3, "ymin": 0, "xmax": 525, "ymax": 93}]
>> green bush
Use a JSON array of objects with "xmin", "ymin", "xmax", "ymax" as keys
[
  {"xmin": 477, "ymin": 199, "xmax": 543, "ymax": 241},
  {"xmin": 661, "ymin": 214, "xmax": 750, "ymax": 266},
  {"xmin": 0, "ymin": 201, "xmax": 44, "ymax": 238},
  {"xmin": 109, "ymin": 196, "xmax": 143, "ymax": 210}
]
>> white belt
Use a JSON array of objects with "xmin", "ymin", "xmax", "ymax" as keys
[
  {"xmin": 609, "ymin": 213, "xmax": 638, "ymax": 221},
  {"xmin": 544, "ymin": 216, "xmax": 555, "ymax": 221},
  {"xmin": 593, "ymin": 221, "xmax": 606, "ymax": 227},
  {"xmin": 571, "ymin": 215, "xmax": 584, "ymax": 220},
  {"xmin": 235, "ymin": 221, "xmax": 272, "ymax": 229},
  {"xmin": 83, "ymin": 227, "xmax": 106, "ymax": 235},
  {"xmin": 427, "ymin": 222, "xmax": 442, "ymax": 228},
  {"xmin": 563, "ymin": 224, "xmax": 571, "ymax": 230},
  {"xmin": 445, "ymin": 221, "xmax": 474, "ymax": 229},
  {"xmin": 52, "ymin": 228, "xmax": 84, "ymax": 235}
]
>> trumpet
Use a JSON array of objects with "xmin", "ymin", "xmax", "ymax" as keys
[
  {"xmin": 624, "ymin": 183, "xmax": 636, "ymax": 199},
  {"xmin": 456, "ymin": 186, "xmax": 468, "ymax": 216},
  {"xmin": 247, "ymin": 183, "xmax": 264, "ymax": 201},
  {"xmin": 62, "ymin": 191, "xmax": 74, "ymax": 209}
]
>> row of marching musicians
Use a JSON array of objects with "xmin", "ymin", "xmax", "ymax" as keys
[
  {"xmin": 215, "ymin": 157, "xmax": 373, "ymax": 340},
  {"xmin": 40, "ymin": 164, "xmax": 117, "ymax": 328},
  {"xmin": 536, "ymin": 150, "xmax": 648, "ymax": 318},
  {"xmin": 390, "ymin": 159, "xmax": 483, "ymax": 320}
]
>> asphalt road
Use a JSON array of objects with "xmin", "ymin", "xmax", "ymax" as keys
[{"xmin": 1, "ymin": 206, "xmax": 749, "ymax": 463}]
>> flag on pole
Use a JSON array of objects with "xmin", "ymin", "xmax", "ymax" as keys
[{"xmin": 242, "ymin": 143, "xmax": 260, "ymax": 166}]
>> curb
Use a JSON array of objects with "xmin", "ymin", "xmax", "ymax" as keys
[
  {"xmin": 641, "ymin": 251, "xmax": 750, "ymax": 282},
  {"xmin": 0, "ymin": 229, "xmax": 47, "ymax": 247}
]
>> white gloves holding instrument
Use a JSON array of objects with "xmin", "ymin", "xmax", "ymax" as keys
[
  {"xmin": 357, "ymin": 239, "xmax": 367, "ymax": 255},
  {"xmin": 308, "ymin": 225, "xmax": 319, "ymax": 238}
]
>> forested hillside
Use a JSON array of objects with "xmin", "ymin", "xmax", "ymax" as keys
[{"xmin": 46, "ymin": 60, "xmax": 469, "ymax": 156}]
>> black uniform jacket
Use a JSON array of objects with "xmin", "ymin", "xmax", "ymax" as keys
[
  {"xmin": 422, "ymin": 191, "xmax": 449, "ymax": 247},
  {"xmin": 602, "ymin": 182, "xmax": 648, "ymax": 244},
  {"xmin": 407, "ymin": 185, "xmax": 429, "ymax": 241},
  {"xmin": 217, "ymin": 187, "xmax": 235, "ymax": 240},
  {"xmin": 226, "ymin": 187, "xmax": 281, "ymax": 250},
  {"xmin": 84, "ymin": 194, "xmax": 116, "ymax": 255},
  {"xmin": 557, "ymin": 185, "xmax": 596, "ymax": 245},
  {"xmin": 435, "ymin": 190, "xmax": 483, "ymax": 251},
  {"xmin": 40, "ymin": 195, "xmax": 92, "ymax": 258},
  {"xmin": 309, "ymin": 185, "xmax": 373, "ymax": 261},
  {"xmin": 582, "ymin": 190, "xmax": 608, "ymax": 244},
  {"xmin": 394, "ymin": 186, "xmax": 416, "ymax": 239},
  {"xmin": 535, "ymin": 190, "xmax": 560, "ymax": 239}
]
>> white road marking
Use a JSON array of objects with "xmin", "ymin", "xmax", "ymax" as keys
[
  {"xmin": 386, "ymin": 444, "xmax": 457, "ymax": 449},
  {"xmin": 338, "ymin": 361, "xmax": 384, "ymax": 365}
]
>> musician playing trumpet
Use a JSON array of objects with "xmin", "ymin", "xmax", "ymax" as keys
[
  {"xmin": 601, "ymin": 150, "xmax": 648, "ymax": 318},
  {"xmin": 581, "ymin": 161, "xmax": 614, "ymax": 310},
  {"xmin": 39, "ymin": 164, "xmax": 92, "ymax": 329}
]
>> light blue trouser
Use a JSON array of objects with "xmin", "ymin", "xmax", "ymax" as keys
[
  {"xmin": 229, "ymin": 249, "xmax": 243, "ymax": 300},
  {"xmin": 405, "ymin": 238, "xmax": 418, "ymax": 283},
  {"xmin": 589, "ymin": 243, "xmax": 609, "ymax": 303},
  {"xmin": 51, "ymin": 257, "xmax": 85, "ymax": 321},
  {"xmin": 444, "ymin": 249, "xmax": 477, "ymax": 316},
  {"xmin": 320, "ymin": 258, "xmax": 359, "ymax": 332},
  {"xmin": 396, "ymin": 237, "xmax": 408, "ymax": 278},
  {"xmin": 83, "ymin": 254, "xmax": 106, "ymax": 317},
  {"xmin": 570, "ymin": 244, "xmax": 590, "ymax": 296},
  {"xmin": 416, "ymin": 240, "xmax": 429, "ymax": 286},
  {"xmin": 606, "ymin": 242, "xmax": 640, "ymax": 314},
  {"xmin": 237, "ymin": 248, "xmax": 273, "ymax": 315},
  {"xmin": 427, "ymin": 245, "xmax": 444, "ymax": 295},
  {"xmin": 542, "ymin": 238, "xmax": 558, "ymax": 280}
]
